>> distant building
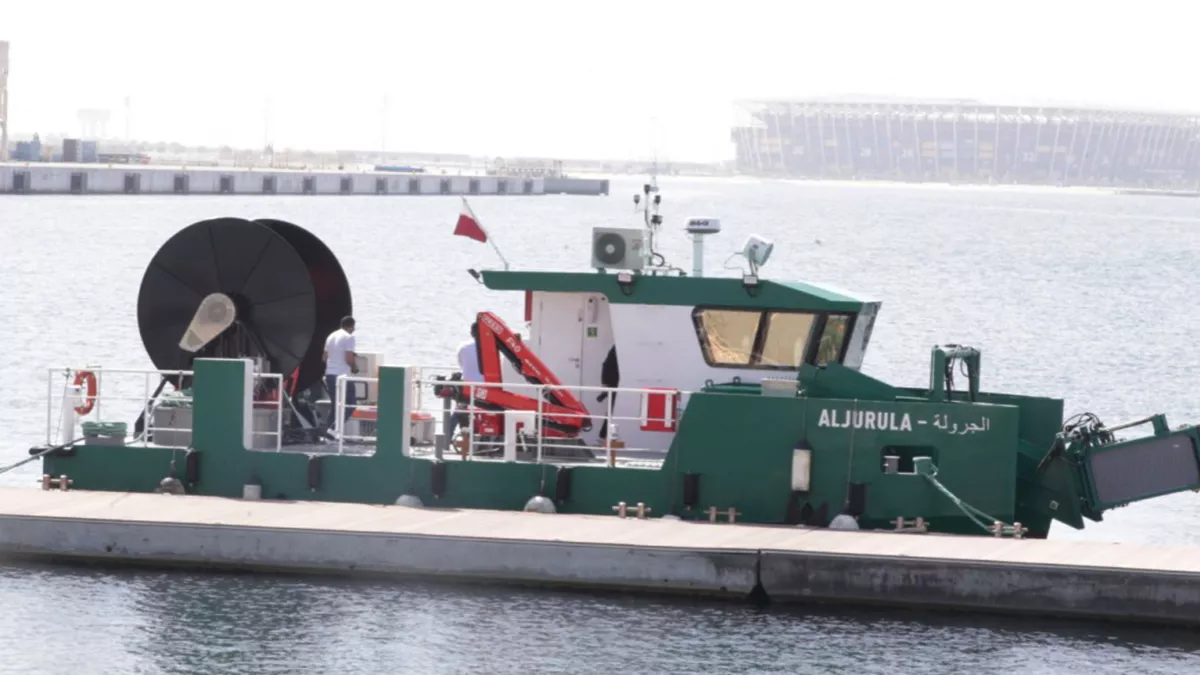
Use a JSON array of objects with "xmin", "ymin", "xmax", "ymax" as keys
[{"xmin": 731, "ymin": 97, "xmax": 1200, "ymax": 188}]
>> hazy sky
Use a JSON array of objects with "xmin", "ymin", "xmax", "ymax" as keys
[{"xmin": 3, "ymin": 0, "xmax": 1194, "ymax": 162}]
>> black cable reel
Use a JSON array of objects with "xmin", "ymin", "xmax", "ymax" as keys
[{"xmin": 136, "ymin": 216, "xmax": 352, "ymax": 405}]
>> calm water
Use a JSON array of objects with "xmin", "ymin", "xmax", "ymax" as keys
[{"xmin": 2, "ymin": 178, "xmax": 1199, "ymax": 673}]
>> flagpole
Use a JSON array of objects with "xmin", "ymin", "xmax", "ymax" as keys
[{"xmin": 462, "ymin": 197, "xmax": 510, "ymax": 270}]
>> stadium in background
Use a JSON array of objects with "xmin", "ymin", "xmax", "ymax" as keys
[{"xmin": 731, "ymin": 96, "xmax": 1200, "ymax": 188}]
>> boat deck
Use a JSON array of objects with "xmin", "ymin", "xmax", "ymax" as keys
[{"xmin": 0, "ymin": 488, "xmax": 1197, "ymax": 626}]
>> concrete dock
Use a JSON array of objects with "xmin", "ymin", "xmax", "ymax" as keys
[
  {"xmin": 0, "ymin": 487, "xmax": 1196, "ymax": 626},
  {"xmin": 0, "ymin": 162, "xmax": 611, "ymax": 196}
]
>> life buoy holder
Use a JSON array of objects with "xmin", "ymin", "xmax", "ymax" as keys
[{"xmin": 73, "ymin": 370, "xmax": 97, "ymax": 416}]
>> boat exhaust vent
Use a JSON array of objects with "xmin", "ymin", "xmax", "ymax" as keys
[{"xmin": 684, "ymin": 218, "xmax": 721, "ymax": 277}]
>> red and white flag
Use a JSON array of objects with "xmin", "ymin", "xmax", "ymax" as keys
[
  {"xmin": 453, "ymin": 197, "xmax": 510, "ymax": 269},
  {"xmin": 454, "ymin": 199, "xmax": 488, "ymax": 243}
]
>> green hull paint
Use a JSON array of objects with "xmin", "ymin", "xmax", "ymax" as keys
[{"xmin": 43, "ymin": 354, "xmax": 1200, "ymax": 540}]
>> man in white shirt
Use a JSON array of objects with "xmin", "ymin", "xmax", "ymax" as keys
[
  {"xmin": 447, "ymin": 322, "xmax": 482, "ymax": 440},
  {"xmin": 322, "ymin": 315, "xmax": 359, "ymax": 435}
]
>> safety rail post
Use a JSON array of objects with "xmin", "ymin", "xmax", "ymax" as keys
[
  {"xmin": 467, "ymin": 381, "xmax": 476, "ymax": 460},
  {"xmin": 141, "ymin": 371, "xmax": 150, "ymax": 447},
  {"xmin": 45, "ymin": 370, "xmax": 53, "ymax": 446},
  {"xmin": 415, "ymin": 366, "xmax": 424, "ymax": 417},
  {"xmin": 606, "ymin": 389, "xmax": 615, "ymax": 467},
  {"xmin": 536, "ymin": 386, "xmax": 544, "ymax": 463},
  {"xmin": 276, "ymin": 374, "xmax": 283, "ymax": 451},
  {"xmin": 336, "ymin": 375, "xmax": 345, "ymax": 456},
  {"xmin": 95, "ymin": 367, "xmax": 103, "ymax": 421}
]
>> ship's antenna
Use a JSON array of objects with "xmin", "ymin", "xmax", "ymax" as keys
[{"xmin": 633, "ymin": 116, "xmax": 669, "ymax": 271}]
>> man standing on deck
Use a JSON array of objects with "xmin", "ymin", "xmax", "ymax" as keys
[
  {"xmin": 322, "ymin": 316, "xmax": 359, "ymax": 437},
  {"xmin": 447, "ymin": 321, "xmax": 483, "ymax": 441}
]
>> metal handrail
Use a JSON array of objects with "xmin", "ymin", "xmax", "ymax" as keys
[
  {"xmin": 46, "ymin": 367, "xmax": 195, "ymax": 448},
  {"xmin": 411, "ymin": 375, "xmax": 691, "ymax": 466},
  {"xmin": 47, "ymin": 366, "xmax": 284, "ymax": 452},
  {"xmin": 335, "ymin": 374, "xmax": 380, "ymax": 455},
  {"xmin": 251, "ymin": 373, "xmax": 285, "ymax": 452}
]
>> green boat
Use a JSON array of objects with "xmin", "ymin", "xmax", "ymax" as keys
[{"xmin": 29, "ymin": 186, "xmax": 1200, "ymax": 540}]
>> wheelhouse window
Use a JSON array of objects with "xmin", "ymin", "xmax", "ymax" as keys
[
  {"xmin": 693, "ymin": 309, "xmax": 762, "ymax": 366},
  {"xmin": 693, "ymin": 307, "xmax": 855, "ymax": 370},
  {"xmin": 759, "ymin": 312, "xmax": 818, "ymax": 367},
  {"xmin": 815, "ymin": 314, "xmax": 852, "ymax": 365}
]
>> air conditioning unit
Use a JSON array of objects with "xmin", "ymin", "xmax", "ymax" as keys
[{"xmin": 591, "ymin": 227, "xmax": 645, "ymax": 271}]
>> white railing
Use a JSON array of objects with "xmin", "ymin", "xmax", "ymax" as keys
[
  {"xmin": 410, "ymin": 372, "xmax": 692, "ymax": 467},
  {"xmin": 47, "ymin": 367, "xmax": 286, "ymax": 452},
  {"xmin": 251, "ymin": 373, "xmax": 285, "ymax": 452},
  {"xmin": 46, "ymin": 367, "xmax": 194, "ymax": 449},
  {"xmin": 410, "ymin": 365, "xmax": 460, "ymax": 414},
  {"xmin": 334, "ymin": 374, "xmax": 380, "ymax": 455}
]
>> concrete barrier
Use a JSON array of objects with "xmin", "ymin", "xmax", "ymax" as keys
[
  {"xmin": 758, "ymin": 549, "xmax": 1200, "ymax": 626},
  {"xmin": 3, "ymin": 488, "xmax": 1200, "ymax": 626},
  {"xmin": 0, "ymin": 513, "xmax": 757, "ymax": 598}
]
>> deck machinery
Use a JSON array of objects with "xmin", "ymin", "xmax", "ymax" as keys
[{"xmin": 30, "ymin": 208, "xmax": 1200, "ymax": 539}]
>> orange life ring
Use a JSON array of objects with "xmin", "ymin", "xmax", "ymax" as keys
[{"xmin": 73, "ymin": 370, "xmax": 97, "ymax": 416}]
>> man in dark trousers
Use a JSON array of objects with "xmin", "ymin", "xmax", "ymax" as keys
[
  {"xmin": 322, "ymin": 315, "xmax": 359, "ymax": 437},
  {"xmin": 597, "ymin": 346, "xmax": 619, "ymax": 441}
]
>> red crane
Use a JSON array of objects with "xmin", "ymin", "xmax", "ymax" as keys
[{"xmin": 436, "ymin": 311, "xmax": 593, "ymax": 438}]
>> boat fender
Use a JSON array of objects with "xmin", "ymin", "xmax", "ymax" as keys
[
  {"xmin": 156, "ymin": 477, "xmax": 185, "ymax": 495},
  {"xmin": 682, "ymin": 473, "xmax": 700, "ymax": 509},
  {"xmin": 524, "ymin": 495, "xmax": 556, "ymax": 513},
  {"xmin": 554, "ymin": 466, "xmax": 573, "ymax": 502},
  {"xmin": 430, "ymin": 461, "xmax": 447, "ymax": 499},
  {"xmin": 184, "ymin": 449, "xmax": 200, "ymax": 485},
  {"xmin": 73, "ymin": 370, "xmax": 98, "ymax": 416},
  {"xmin": 243, "ymin": 475, "xmax": 262, "ymax": 501},
  {"xmin": 394, "ymin": 494, "xmax": 424, "ymax": 508},
  {"xmin": 828, "ymin": 514, "xmax": 859, "ymax": 530},
  {"xmin": 784, "ymin": 491, "xmax": 806, "ymax": 524},
  {"xmin": 307, "ymin": 456, "xmax": 323, "ymax": 492}
]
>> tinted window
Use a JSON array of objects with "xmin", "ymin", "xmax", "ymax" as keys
[
  {"xmin": 694, "ymin": 309, "xmax": 761, "ymax": 366},
  {"xmin": 693, "ymin": 308, "xmax": 824, "ymax": 369},
  {"xmin": 815, "ymin": 314, "xmax": 852, "ymax": 365},
  {"xmin": 760, "ymin": 312, "xmax": 817, "ymax": 368}
]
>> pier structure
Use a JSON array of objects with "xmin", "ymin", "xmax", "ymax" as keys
[
  {"xmin": 0, "ymin": 162, "xmax": 609, "ymax": 196},
  {"xmin": 0, "ymin": 487, "xmax": 1197, "ymax": 627}
]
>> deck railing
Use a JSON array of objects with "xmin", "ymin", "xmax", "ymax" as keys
[
  {"xmin": 333, "ymin": 374, "xmax": 380, "ymax": 455},
  {"xmin": 47, "ymin": 366, "xmax": 285, "ymax": 452},
  {"xmin": 251, "ymin": 373, "xmax": 285, "ymax": 452},
  {"xmin": 46, "ymin": 367, "xmax": 194, "ymax": 449},
  {"xmin": 47, "ymin": 365, "xmax": 689, "ymax": 463},
  {"xmin": 409, "ymin": 372, "xmax": 692, "ymax": 467}
]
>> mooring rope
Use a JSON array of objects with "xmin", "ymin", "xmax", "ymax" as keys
[
  {"xmin": 0, "ymin": 437, "xmax": 88, "ymax": 477},
  {"xmin": 922, "ymin": 463, "xmax": 1024, "ymax": 537}
]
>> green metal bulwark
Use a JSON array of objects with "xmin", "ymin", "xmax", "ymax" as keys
[{"xmin": 40, "ymin": 351, "xmax": 1200, "ymax": 540}]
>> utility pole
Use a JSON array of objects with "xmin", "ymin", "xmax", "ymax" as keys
[
  {"xmin": 381, "ymin": 94, "xmax": 388, "ymax": 162},
  {"xmin": 0, "ymin": 41, "xmax": 9, "ymax": 161},
  {"xmin": 264, "ymin": 96, "xmax": 273, "ymax": 166}
]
